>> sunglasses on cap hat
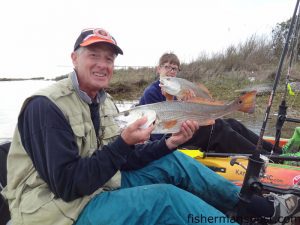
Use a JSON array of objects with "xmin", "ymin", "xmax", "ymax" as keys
[{"xmin": 74, "ymin": 28, "xmax": 123, "ymax": 55}]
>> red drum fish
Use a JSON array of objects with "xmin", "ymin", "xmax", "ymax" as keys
[
  {"xmin": 160, "ymin": 77, "xmax": 213, "ymax": 101},
  {"xmin": 114, "ymin": 91, "xmax": 256, "ymax": 134}
]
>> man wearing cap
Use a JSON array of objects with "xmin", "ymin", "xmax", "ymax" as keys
[{"xmin": 2, "ymin": 28, "xmax": 294, "ymax": 225}]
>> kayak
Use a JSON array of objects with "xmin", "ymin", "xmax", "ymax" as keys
[
  {"xmin": 179, "ymin": 137, "xmax": 300, "ymax": 188},
  {"xmin": 262, "ymin": 136, "xmax": 289, "ymax": 146}
]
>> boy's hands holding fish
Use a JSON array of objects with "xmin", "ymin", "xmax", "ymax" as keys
[
  {"xmin": 159, "ymin": 77, "xmax": 212, "ymax": 101},
  {"xmin": 120, "ymin": 116, "xmax": 199, "ymax": 149},
  {"xmin": 177, "ymin": 89, "xmax": 196, "ymax": 101}
]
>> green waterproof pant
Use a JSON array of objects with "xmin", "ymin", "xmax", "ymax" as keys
[{"xmin": 75, "ymin": 151, "xmax": 240, "ymax": 225}]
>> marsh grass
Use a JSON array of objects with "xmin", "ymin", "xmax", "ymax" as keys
[{"xmin": 108, "ymin": 67, "xmax": 156, "ymax": 99}]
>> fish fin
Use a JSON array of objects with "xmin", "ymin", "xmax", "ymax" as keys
[
  {"xmin": 237, "ymin": 91, "xmax": 257, "ymax": 114},
  {"xmin": 162, "ymin": 92, "xmax": 174, "ymax": 101},
  {"xmin": 197, "ymin": 83, "xmax": 213, "ymax": 99},
  {"xmin": 198, "ymin": 119, "xmax": 215, "ymax": 126},
  {"xmin": 187, "ymin": 97, "xmax": 224, "ymax": 105},
  {"xmin": 162, "ymin": 120, "xmax": 178, "ymax": 129},
  {"xmin": 178, "ymin": 89, "xmax": 195, "ymax": 100}
]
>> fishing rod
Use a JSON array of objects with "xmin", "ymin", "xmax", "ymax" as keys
[
  {"xmin": 273, "ymin": 9, "xmax": 300, "ymax": 151},
  {"xmin": 239, "ymin": 0, "xmax": 300, "ymax": 203},
  {"xmin": 200, "ymin": 152, "xmax": 300, "ymax": 162}
]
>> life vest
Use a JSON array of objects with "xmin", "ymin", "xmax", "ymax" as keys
[{"xmin": 2, "ymin": 75, "xmax": 121, "ymax": 225}]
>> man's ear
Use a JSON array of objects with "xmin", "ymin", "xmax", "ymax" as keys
[{"xmin": 71, "ymin": 52, "xmax": 78, "ymax": 67}]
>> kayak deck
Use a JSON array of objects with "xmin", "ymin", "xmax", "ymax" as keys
[{"xmin": 179, "ymin": 137, "xmax": 300, "ymax": 188}]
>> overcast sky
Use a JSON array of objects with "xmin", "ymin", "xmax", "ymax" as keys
[{"xmin": 0, "ymin": 0, "xmax": 297, "ymax": 78}]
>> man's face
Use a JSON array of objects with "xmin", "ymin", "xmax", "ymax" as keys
[
  {"xmin": 157, "ymin": 63, "xmax": 179, "ymax": 77},
  {"xmin": 71, "ymin": 43, "xmax": 116, "ymax": 98}
]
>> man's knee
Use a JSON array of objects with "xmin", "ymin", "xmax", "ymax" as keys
[
  {"xmin": 153, "ymin": 184, "xmax": 185, "ymax": 197},
  {"xmin": 224, "ymin": 118, "xmax": 238, "ymax": 125},
  {"xmin": 224, "ymin": 118, "xmax": 246, "ymax": 132}
]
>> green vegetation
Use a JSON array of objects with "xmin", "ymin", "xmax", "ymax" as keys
[
  {"xmin": 109, "ymin": 34, "xmax": 300, "ymax": 114},
  {"xmin": 107, "ymin": 30, "xmax": 300, "ymax": 138}
]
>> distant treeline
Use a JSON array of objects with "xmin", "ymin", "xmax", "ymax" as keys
[
  {"xmin": 0, "ymin": 77, "xmax": 46, "ymax": 81},
  {"xmin": 0, "ymin": 75, "xmax": 68, "ymax": 82}
]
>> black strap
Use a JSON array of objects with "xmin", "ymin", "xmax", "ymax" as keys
[{"xmin": 0, "ymin": 142, "xmax": 10, "ymax": 188}]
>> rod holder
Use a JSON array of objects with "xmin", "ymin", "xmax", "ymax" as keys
[{"xmin": 239, "ymin": 155, "xmax": 264, "ymax": 203}]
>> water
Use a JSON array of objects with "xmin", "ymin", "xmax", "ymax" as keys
[
  {"xmin": 0, "ymin": 80, "xmax": 54, "ymax": 142},
  {"xmin": 225, "ymin": 108, "xmax": 299, "ymax": 139},
  {"xmin": 0, "ymin": 80, "xmax": 136, "ymax": 143},
  {"xmin": 0, "ymin": 80, "xmax": 298, "ymax": 144}
]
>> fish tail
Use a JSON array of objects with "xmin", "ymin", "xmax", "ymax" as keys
[{"xmin": 237, "ymin": 91, "xmax": 257, "ymax": 114}]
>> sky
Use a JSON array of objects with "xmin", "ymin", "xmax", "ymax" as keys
[{"xmin": 0, "ymin": 0, "xmax": 297, "ymax": 79}]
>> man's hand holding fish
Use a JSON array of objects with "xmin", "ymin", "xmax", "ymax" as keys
[
  {"xmin": 120, "ymin": 115, "xmax": 200, "ymax": 149},
  {"xmin": 120, "ymin": 116, "xmax": 155, "ymax": 145},
  {"xmin": 165, "ymin": 120, "xmax": 200, "ymax": 149}
]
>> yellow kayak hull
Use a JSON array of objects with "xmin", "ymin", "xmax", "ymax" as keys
[{"xmin": 180, "ymin": 137, "xmax": 300, "ymax": 188}]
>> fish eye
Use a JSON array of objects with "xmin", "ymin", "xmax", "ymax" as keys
[
  {"xmin": 124, "ymin": 111, "xmax": 129, "ymax": 116},
  {"xmin": 238, "ymin": 100, "xmax": 242, "ymax": 104}
]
